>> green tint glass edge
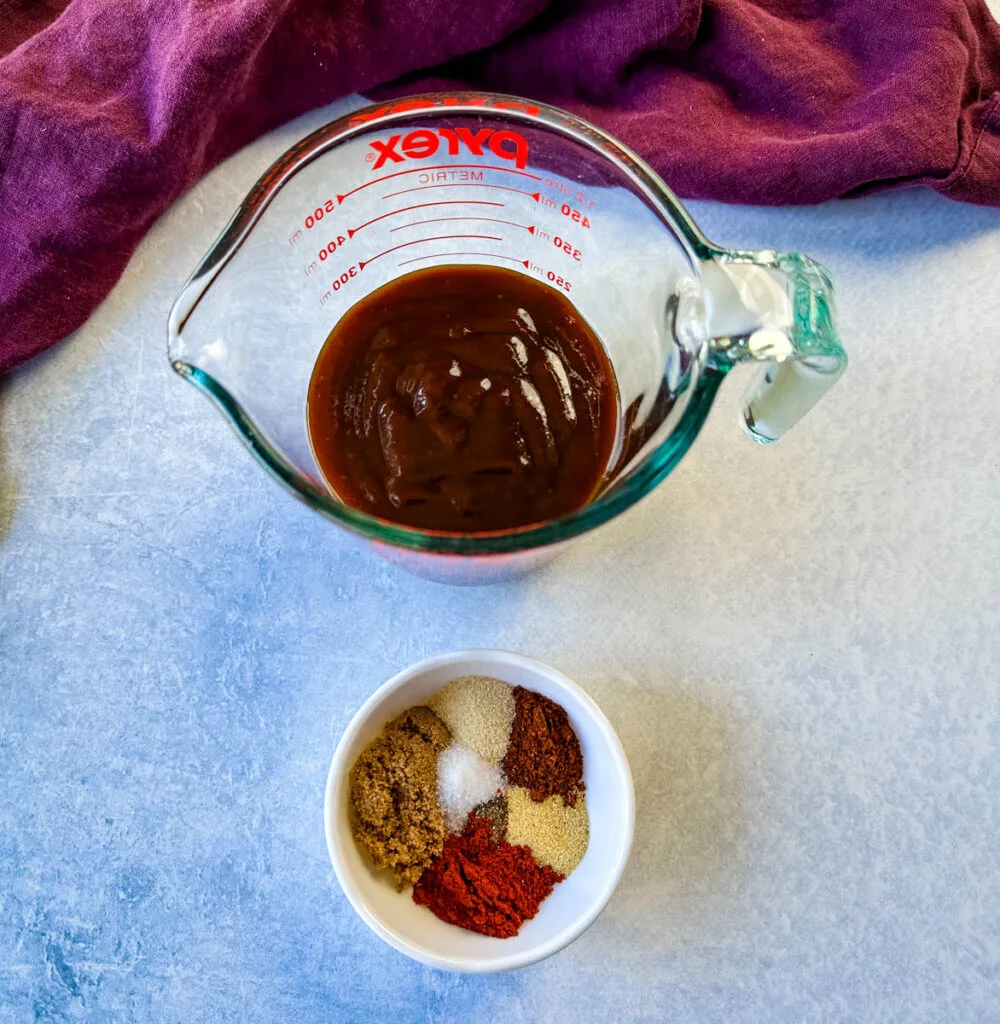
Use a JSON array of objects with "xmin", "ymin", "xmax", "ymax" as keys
[{"xmin": 178, "ymin": 363, "xmax": 725, "ymax": 555}]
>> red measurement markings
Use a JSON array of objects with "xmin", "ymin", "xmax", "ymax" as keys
[
  {"xmin": 337, "ymin": 164, "xmax": 542, "ymax": 203},
  {"xmin": 552, "ymin": 235, "xmax": 583, "ymax": 262},
  {"xmin": 520, "ymin": 262, "xmax": 574, "ymax": 293},
  {"xmin": 317, "ymin": 236, "xmax": 347, "ymax": 262},
  {"xmin": 545, "ymin": 178, "xmax": 595, "ymax": 209},
  {"xmin": 560, "ymin": 203, "xmax": 591, "ymax": 228},
  {"xmin": 348, "ymin": 200, "xmax": 502, "ymax": 237},
  {"xmin": 383, "ymin": 184, "xmax": 542, "ymax": 202},
  {"xmin": 330, "ymin": 265, "xmax": 359, "ymax": 293},
  {"xmin": 399, "ymin": 253, "xmax": 531, "ymax": 268},
  {"xmin": 543, "ymin": 268, "xmax": 573, "ymax": 293},
  {"xmin": 357, "ymin": 235, "xmax": 502, "ymax": 271},
  {"xmin": 391, "ymin": 217, "xmax": 535, "ymax": 234},
  {"xmin": 303, "ymin": 199, "xmax": 336, "ymax": 230}
]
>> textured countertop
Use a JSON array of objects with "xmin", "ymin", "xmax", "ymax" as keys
[{"xmin": 2, "ymin": 94, "xmax": 1000, "ymax": 1023}]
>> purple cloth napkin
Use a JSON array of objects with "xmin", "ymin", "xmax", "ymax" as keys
[{"xmin": 2, "ymin": 0, "xmax": 999, "ymax": 373}]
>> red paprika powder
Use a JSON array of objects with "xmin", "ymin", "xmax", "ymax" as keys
[{"xmin": 412, "ymin": 816, "xmax": 563, "ymax": 937}]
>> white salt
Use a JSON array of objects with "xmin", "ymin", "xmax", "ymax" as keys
[{"xmin": 437, "ymin": 744, "xmax": 505, "ymax": 833}]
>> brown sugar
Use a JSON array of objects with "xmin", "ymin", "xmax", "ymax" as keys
[
  {"xmin": 349, "ymin": 706, "xmax": 451, "ymax": 890},
  {"xmin": 502, "ymin": 686, "xmax": 585, "ymax": 806}
]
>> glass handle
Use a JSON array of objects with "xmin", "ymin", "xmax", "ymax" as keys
[{"xmin": 701, "ymin": 250, "xmax": 847, "ymax": 444}]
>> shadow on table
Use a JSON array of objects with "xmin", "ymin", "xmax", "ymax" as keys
[
  {"xmin": 0, "ymin": 376, "xmax": 17, "ymax": 544},
  {"xmin": 595, "ymin": 676, "xmax": 747, "ymax": 927}
]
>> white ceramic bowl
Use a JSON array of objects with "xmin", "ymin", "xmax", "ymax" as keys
[{"xmin": 325, "ymin": 649, "xmax": 635, "ymax": 972}]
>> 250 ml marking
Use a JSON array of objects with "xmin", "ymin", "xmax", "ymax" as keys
[{"xmin": 524, "ymin": 262, "xmax": 573, "ymax": 293}]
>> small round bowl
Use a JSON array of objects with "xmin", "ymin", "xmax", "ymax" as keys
[{"xmin": 325, "ymin": 649, "xmax": 635, "ymax": 972}]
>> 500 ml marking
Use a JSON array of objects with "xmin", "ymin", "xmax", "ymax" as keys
[
  {"xmin": 290, "ymin": 199, "xmax": 336, "ymax": 244},
  {"xmin": 302, "ymin": 199, "xmax": 336, "ymax": 233}
]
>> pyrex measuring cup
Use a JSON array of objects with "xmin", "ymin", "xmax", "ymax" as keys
[{"xmin": 168, "ymin": 93, "xmax": 846, "ymax": 584}]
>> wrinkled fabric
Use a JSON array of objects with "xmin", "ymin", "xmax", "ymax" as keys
[{"xmin": 1, "ymin": 0, "xmax": 998, "ymax": 372}]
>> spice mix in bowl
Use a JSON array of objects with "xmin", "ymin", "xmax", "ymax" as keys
[
  {"xmin": 325, "ymin": 650, "xmax": 634, "ymax": 972},
  {"xmin": 350, "ymin": 676, "xmax": 590, "ymax": 937}
]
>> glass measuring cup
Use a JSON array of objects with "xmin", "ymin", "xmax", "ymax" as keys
[{"xmin": 168, "ymin": 93, "xmax": 846, "ymax": 584}]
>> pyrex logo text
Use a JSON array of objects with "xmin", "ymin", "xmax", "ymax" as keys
[{"xmin": 369, "ymin": 128, "xmax": 529, "ymax": 171}]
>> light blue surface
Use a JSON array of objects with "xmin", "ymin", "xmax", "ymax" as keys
[{"xmin": 2, "ymin": 98, "xmax": 1000, "ymax": 1023}]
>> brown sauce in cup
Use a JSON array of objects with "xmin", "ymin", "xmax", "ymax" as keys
[{"xmin": 307, "ymin": 266, "xmax": 617, "ymax": 532}]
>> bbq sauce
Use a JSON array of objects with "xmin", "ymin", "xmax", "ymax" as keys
[{"xmin": 307, "ymin": 266, "xmax": 618, "ymax": 532}]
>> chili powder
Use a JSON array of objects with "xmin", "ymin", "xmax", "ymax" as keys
[
  {"xmin": 502, "ymin": 686, "xmax": 585, "ymax": 806},
  {"xmin": 412, "ymin": 816, "xmax": 562, "ymax": 937}
]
